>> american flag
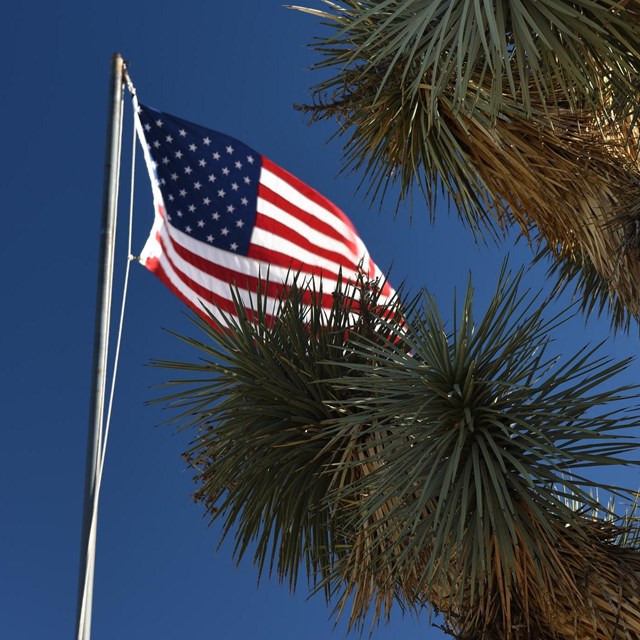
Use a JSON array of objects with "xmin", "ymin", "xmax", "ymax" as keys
[{"xmin": 135, "ymin": 102, "xmax": 394, "ymax": 326}]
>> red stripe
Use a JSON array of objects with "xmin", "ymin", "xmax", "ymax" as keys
[
  {"xmin": 148, "ymin": 243, "xmax": 249, "ymax": 316},
  {"xmin": 143, "ymin": 256, "xmax": 227, "ymax": 326},
  {"xmin": 246, "ymin": 242, "xmax": 365, "ymax": 296},
  {"xmin": 262, "ymin": 157, "xmax": 359, "ymax": 234},
  {"xmin": 156, "ymin": 201, "xmax": 348, "ymax": 291},
  {"xmin": 155, "ymin": 229, "xmax": 340, "ymax": 312},
  {"xmin": 246, "ymin": 242, "xmax": 341, "ymax": 281},
  {"xmin": 251, "ymin": 211, "xmax": 357, "ymax": 273},
  {"xmin": 146, "ymin": 248, "xmax": 356, "ymax": 331},
  {"xmin": 257, "ymin": 182, "xmax": 359, "ymax": 255}
]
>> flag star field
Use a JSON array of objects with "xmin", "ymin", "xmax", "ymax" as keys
[{"xmin": 138, "ymin": 104, "xmax": 260, "ymax": 255}]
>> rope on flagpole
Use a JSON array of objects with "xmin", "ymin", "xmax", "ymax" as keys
[
  {"xmin": 124, "ymin": 67, "xmax": 140, "ymax": 267},
  {"xmin": 99, "ymin": 80, "xmax": 138, "ymax": 478}
]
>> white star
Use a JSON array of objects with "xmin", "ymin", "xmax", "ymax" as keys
[
  {"xmin": 193, "ymin": 181, "xmax": 202, "ymax": 190},
  {"xmin": 177, "ymin": 210, "xmax": 184, "ymax": 217},
  {"xmin": 160, "ymin": 178, "xmax": 166, "ymax": 186},
  {"xmin": 189, "ymin": 143, "xmax": 197, "ymax": 152},
  {"xmin": 167, "ymin": 214, "xmax": 172, "ymax": 221},
  {"xmin": 236, "ymin": 219, "xmax": 245, "ymax": 228},
  {"xmin": 166, "ymin": 135, "xmax": 173, "ymax": 143},
  {"xmin": 175, "ymin": 150, "xmax": 183, "ymax": 159},
  {"xmin": 197, "ymin": 219, "xmax": 205, "ymax": 228},
  {"xmin": 161, "ymin": 156, "xmax": 170, "ymax": 165},
  {"xmin": 208, "ymin": 174, "xmax": 216, "ymax": 183},
  {"xmin": 212, "ymin": 212, "xmax": 220, "ymax": 221},
  {"xmin": 212, "ymin": 151, "xmax": 220, "ymax": 160},
  {"xmin": 217, "ymin": 188, "xmax": 226, "ymax": 198},
  {"xmin": 179, "ymin": 128, "xmax": 187, "ymax": 137},
  {"xmin": 203, "ymin": 137, "xmax": 211, "ymax": 146},
  {"xmin": 198, "ymin": 159, "xmax": 207, "ymax": 167},
  {"xmin": 184, "ymin": 166, "xmax": 193, "ymax": 175},
  {"xmin": 185, "ymin": 225, "xmax": 192, "ymax": 233},
  {"xmin": 227, "ymin": 204, "xmax": 235, "ymax": 213},
  {"xmin": 153, "ymin": 140, "xmax": 160, "ymax": 148},
  {"xmin": 240, "ymin": 197, "xmax": 249, "ymax": 206},
  {"xmin": 247, "ymin": 155, "xmax": 254, "ymax": 164},
  {"xmin": 143, "ymin": 123, "xmax": 151, "ymax": 132},
  {"xmin": 155, "ymin": 118, "xmax": 163, "ymax": 127},
  {"xmin": 188, "ymin": 204, "xmax": 196, "ymax": 213},
  {"xmin": 206, "ymin": 234, "xmax": 214, "ymax": 242},
  {"xmin": 243, "ymin": 176, "xmax": 251, "ymax": 184},
  {"xmin": 179, "ymin": 189, "xmax": 187, "ymax": 197},
  {"xmin": 168, "ymin": 194, "xmax": 174, "ymax": 201},
  {"xmin": 226, "ymin": 145, "xmax": 234, "ymax": 154},
  {"xmin": 235, "ymin": 161, "xmax": 242, "ymax": 169},
  {"xmin": 221, "ymin": 227, "xmax": 230, "ymax": 236},
  {"xmin": 222, "ymin": 167, "xmax": 230, "ymax": 176},
  {"xmin": 203, "ymin": 197, "xmax": 211, "ymax": 205},
  {"xmin": 231, "ymin": 182, "xmax": 239, "ymax": 191},
  {"xmin": 230, "ymin": 242, "xmax": 238, "ymax": 251},
  {"xmin": 171, "ymin": 173, "xmax": 178, "ymax": 181}
]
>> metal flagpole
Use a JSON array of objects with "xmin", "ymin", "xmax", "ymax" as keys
[{"xmin": 75, "ymin": 52, "xmax": 125, "ymax": 640}]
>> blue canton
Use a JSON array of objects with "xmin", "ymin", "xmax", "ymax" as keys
[{"xmin": 138, "ymin": 104, "xmax": 261, "ymax": 255}]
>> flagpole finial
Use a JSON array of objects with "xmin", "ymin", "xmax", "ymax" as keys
[{"xmin": 111, "ymin": 53, "xmax": 136, "ymax": 97}]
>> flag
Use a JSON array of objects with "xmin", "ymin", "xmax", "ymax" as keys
[{"xmin": 135, "ymin": 101, "xmax": 394, "ymax": 326}]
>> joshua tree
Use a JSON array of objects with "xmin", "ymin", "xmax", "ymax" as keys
[
  {"xmin": 157, "ymin": 272, "xmax": 640, "ymax": 639},
  {"xmin": 293, "ymin": 0, "xmax": 640, "ymax": 331},
  {"xmin": 155, "ymin": 3, "xmax": 640, "ymax": 638}
]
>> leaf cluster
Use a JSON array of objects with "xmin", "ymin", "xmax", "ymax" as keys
[
  {"xmin": 154, "ymin": 270, "xmax": 640, "ymax": 637},
  {"xmin": 153, "ymin": 275, "xmax": 408, "ymax": 597},
  {"xmin": 292, "ymin": 1, "xmax": 640, "ymax": 331}
]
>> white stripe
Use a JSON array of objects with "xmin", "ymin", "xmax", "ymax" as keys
[
  {"xmin": 140, "ymin": 213, "xmax": 163, "ymax": 264},
  {"xmin": 255, "ymin": 196, "xmax": 361, "ymax": 265},
  {"xmin": 150, "ymin": 248, "xmax": 364, "ymax": 325},
  {"xmin": 152, "ymin": 251, "xmax": 233, "ymax": 323},
  {"xmin": 152, "ymin": 246, "xmax": 287, "ymax": 323},
  {"xmin": 145, "ymin": 215, "xmax": 395, "ymax": 310},
  {"xmin": 260, "ymin": 167, "xmax": 357, "ymax": 241},
  {"xmin": 156, "ymin": 216, "xmax": 359, "ymax": 287},
  {"xmin": 249, "ymin": 226, "xmax": 358, "ymax": 276},
  {"xmin": 155, "ymin": 222, "xmax": 286, "ymax": 311},
  {"xmin": 147, "ymin": 217, "xmax": 376, "ymax": 308}
]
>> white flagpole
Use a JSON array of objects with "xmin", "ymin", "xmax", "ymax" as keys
[{"xmin": 75, "ymin": 52, "xmax": 125, "ymax": 640}]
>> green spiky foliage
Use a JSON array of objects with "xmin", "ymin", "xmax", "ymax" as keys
[
  {"xmin": 154, "ymin": 276, "xmax": 410, "ymax": 598},
  {"xmin": 154, "ymin": 271, "xmax": 640, "ymax": 639},
  {"xmin": 292, "ymin": 1, "xmax": 640, "ymax": 330},
  {"xmin": 294, "ymin": 0, "xmax": 640, "ymax": 121},
  {"xmin": 321, "ymin": 270, "xmax": 640, "ymax": 638},
  {"xmin": 533, "ymin": 242, "xmax": 636, "ymax": 333}
]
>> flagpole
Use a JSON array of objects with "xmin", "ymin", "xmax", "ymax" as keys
[{"xmin": 75, "ymin": 52, "xmax": 125, "ymax": 640}]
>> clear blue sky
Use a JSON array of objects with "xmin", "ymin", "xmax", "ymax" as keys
[{"xmin": 2, "ymin": 2, "xmax": 638, "ymax": 639}]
